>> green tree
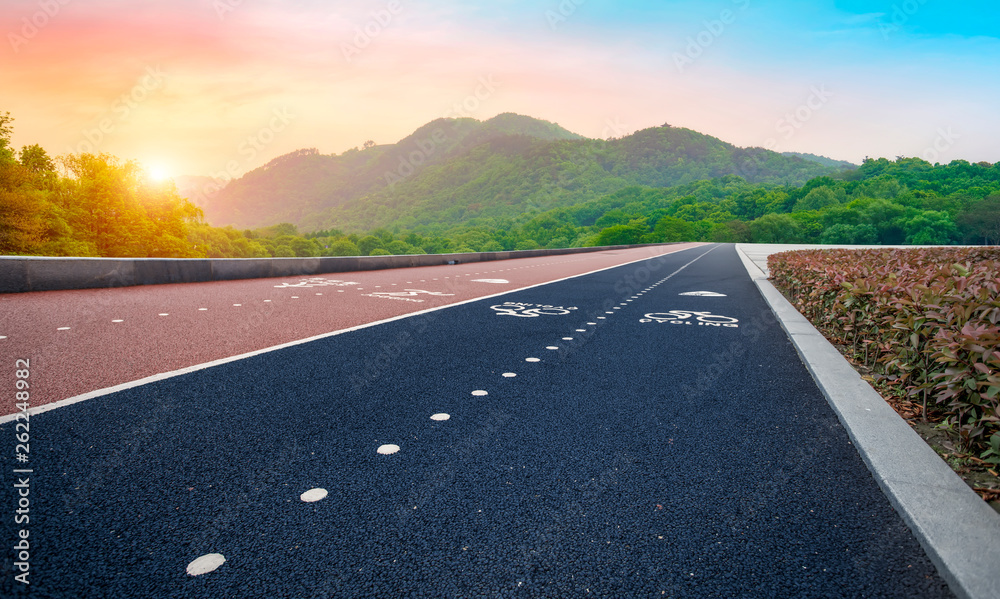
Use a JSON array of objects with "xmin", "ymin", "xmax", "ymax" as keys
[
  {"xmin": 325, "ymin": 239, "xmax": 361, "ymax": 256},
  {"xmin": 748, "ymin": 213, "xmax": 802, "ymax": 243},
  {"xmin": 357, "ymin": 235, "xmax": 385, "ymax": 255}
]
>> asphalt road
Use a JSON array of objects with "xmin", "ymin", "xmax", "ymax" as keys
[
  {"xmin": 1, "ymin": 244, "xmax": 953, "ymax": 598},
  {"xmin": 0, "ymin": 244, "xmax": 701, "ymax": 416}
]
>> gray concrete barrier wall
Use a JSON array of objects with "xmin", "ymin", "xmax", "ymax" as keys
[{"xmin": 0, "ymin": 244, "xmax": 676, "ymax": 293}]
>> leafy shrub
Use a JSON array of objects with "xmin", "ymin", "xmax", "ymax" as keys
[{"xmin": 769, "ymin": 247, "xmax": 1000, "ymax": 459}]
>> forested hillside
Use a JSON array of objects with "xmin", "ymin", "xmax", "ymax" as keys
[
  {"xmin": 2, "ymin": 109, "xmax": 999, "ymax": 260},
  {"xmin": 205, "ymin": 114, "xmax": 840, "ymax": 231}
]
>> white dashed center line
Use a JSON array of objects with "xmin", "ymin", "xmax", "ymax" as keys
[
  {"xmin": 187, "ymin": 554, "xmax": 225, "ymax": 576},
  {"xmin": 300, "ymin": 488, "xmax": 328, "ymax": 502}
]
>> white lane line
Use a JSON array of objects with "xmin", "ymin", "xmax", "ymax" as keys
[
  {"xmin": 471, "ymin": 390, "xmax": 488, "ymax": 396},
  {"xmin": 300, "ymin": 488, "xmax": 328, "ymax": 502},
  {"xmin": 112, "ymin": 320, "xmax": 124, "ymax": 323},
  {"xmin": 159, "ymin": 313, "xmax": 169, "ymax": 316},
  {"xmin": 199, "ymin": 308, "xmax": 208, "ymax": 311},
  {"xmin": 378, "ymin": 444, "xmax": 400, "ymax": 455},
  {"xmin": 187, "ymin": 553, "xmax": 225, "ymax": 576},
  {"xmin": 502, "ymin": 373, "xmax": 517, "ymax": 378},
  {"xmin": 233, "ymin": 304, "xmax": 242, "ymax": 307},
  {"xmin": 3, "ymin": 245, "xmax": 713, "ymax": 424},
  {"xmin": 430, "ymin": 413, "xmax": 450, "ymax": 421},
  {"xmin": 57, "ymin": 327, "xmax": 70, "ymax": 331}
]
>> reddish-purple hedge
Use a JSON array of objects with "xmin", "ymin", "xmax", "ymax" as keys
[{"xmin": 768, "ymin": 247, "xmax": 1000, "ymax": 461}]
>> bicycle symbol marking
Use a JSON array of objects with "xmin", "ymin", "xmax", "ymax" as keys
[
  {"xmin": 640, "ymin": 310, "xmax": 739, "ymax": 328},
  {"xmin": 362, "ymin": 289, "xmax": 457, "ymax": 303},
  {"xmin": 273, "ymin": 277, "xmax": 359, "ymax": 289},
  {"xmin": 490, "ymin": 302, "xmax": 578, "ymax": 318}
]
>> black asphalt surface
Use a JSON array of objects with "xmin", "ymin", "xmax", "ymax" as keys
[{"xmin": 2, "ymin": 244, "xmax": 953, "ymax": 598}]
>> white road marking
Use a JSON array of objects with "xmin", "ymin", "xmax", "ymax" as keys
[
  {"xmin": 526, "ymin": 358, "xmax": 540, "ymax": 363},
  {"xmin": 431, "ymin": 413, "xmax": 450, "ymax": 421},
  {"xmin": 3, "ymin": 245, "xmax": 711, "ymax": 425},
  {"xmin": 57, "ymin": 327, "xmax": 70, "ymax": 331},
  {"xmin": 187, "ymin": 553, "xmax": 225, "ymax": 576},
  {"xmin": 503, "ymin": 373, "xmax": 517, "ymax": 378},
  {"xmin": 300, "ymin": 488, "xmax": 328, "ymax": 502},
  {"xmin": 159, "ymin": 313, "xmax": 169, "ymax": 316},
  {"xmin": 112, "ymin": 320, "xmax": 124, "ymax": 323},
  {"xmin": 378, "ymin": 444, "xmax": 400, "ymax": 455},
  {"xmin": 472, "ymin": 279, "xmax": 509, "ymax": 284},
  {"xmin": 472, "ymin": 390, "xmax": 488, "ymax": 396},
  {"xmin": 546, "ymin": 346, "xmax": 559, "ymax": 350}
]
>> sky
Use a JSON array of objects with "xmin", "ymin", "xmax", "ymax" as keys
[{"xmin": 2, "ymin": 0, "xmax": 998, "ymax": 181}]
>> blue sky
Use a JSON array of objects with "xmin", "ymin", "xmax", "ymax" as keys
[{"xmin": 3, "ymin": 0, "xmax": 998, "ymax": 177}]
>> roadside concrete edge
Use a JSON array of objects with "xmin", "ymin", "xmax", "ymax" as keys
[
  {"xmin": 0, "ymin": 243, "xmax": 680, "ymax": 294},
  {"xmin": 736, "ymin": 243, "xmax": 1000, "ymax": 599}
]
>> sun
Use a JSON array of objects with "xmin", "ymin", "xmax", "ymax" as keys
[{"xmin": 146, "ymin": 162, "xmax": 172, "ymax": 183}]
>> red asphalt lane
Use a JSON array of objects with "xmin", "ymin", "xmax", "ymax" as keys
[{"xmin": 0, "ymin": 244, "xmax": 703, "ymax": 416}]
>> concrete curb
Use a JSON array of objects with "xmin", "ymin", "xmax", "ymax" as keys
[
  {"xmin": 736, "ymin": 244, "xmax": 1000, "ymax": 599},
  {"xmin": 0, "ymin": 243, "xmax": 673, "ymax": 294}
]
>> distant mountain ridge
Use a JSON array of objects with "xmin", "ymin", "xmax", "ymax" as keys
[{"xmin": 198, "ymin": 113, "xmax": 850, "ymax": 231}]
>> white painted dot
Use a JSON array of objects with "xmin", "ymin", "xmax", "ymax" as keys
[
  {"xmin": 472, "ymin": 390, "xmax": 488, "ymax": 396},
  {"xmin": 546, "ymin": 346, "xmax": 559, "ymax": 350},
  {"xmin": 112, "ymin": 319, "xmax": 124, "ymax": 323},
  {"xmin": 431, "ymin": 413, "xmax": 450, "ymax": 421},
  {"xmin": 378, "ymin": 444, "xmax": 400, "ymax": 455},
  {"xmin": 57, "ymin": 327, "xmax": 70, "ymax": 331},
  {"xmin": 525, "ymin": 357, "xmax": 540, "ymax": 363},
  {"xmin": 503, "ymin": 373, "xmax": 517, "ymax": 378},
  {"xmin": 159, "ymin": 313, "xmax": 169, "ymax": 316},
  {"xmin": 300, "ymin": 488, "xmax": 328, "ymax": 502},
  {"xmin": 187, "ymin": 553, "xmax": 225, "ymax": 576}
]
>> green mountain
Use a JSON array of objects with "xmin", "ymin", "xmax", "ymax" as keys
[
  {"xmin": 782, "ymin": 151, "xmax": 857, "ymax": 170},
  {"xmin": 201, "ymin": 113, "xmax": 847, "ymax": 232}
]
